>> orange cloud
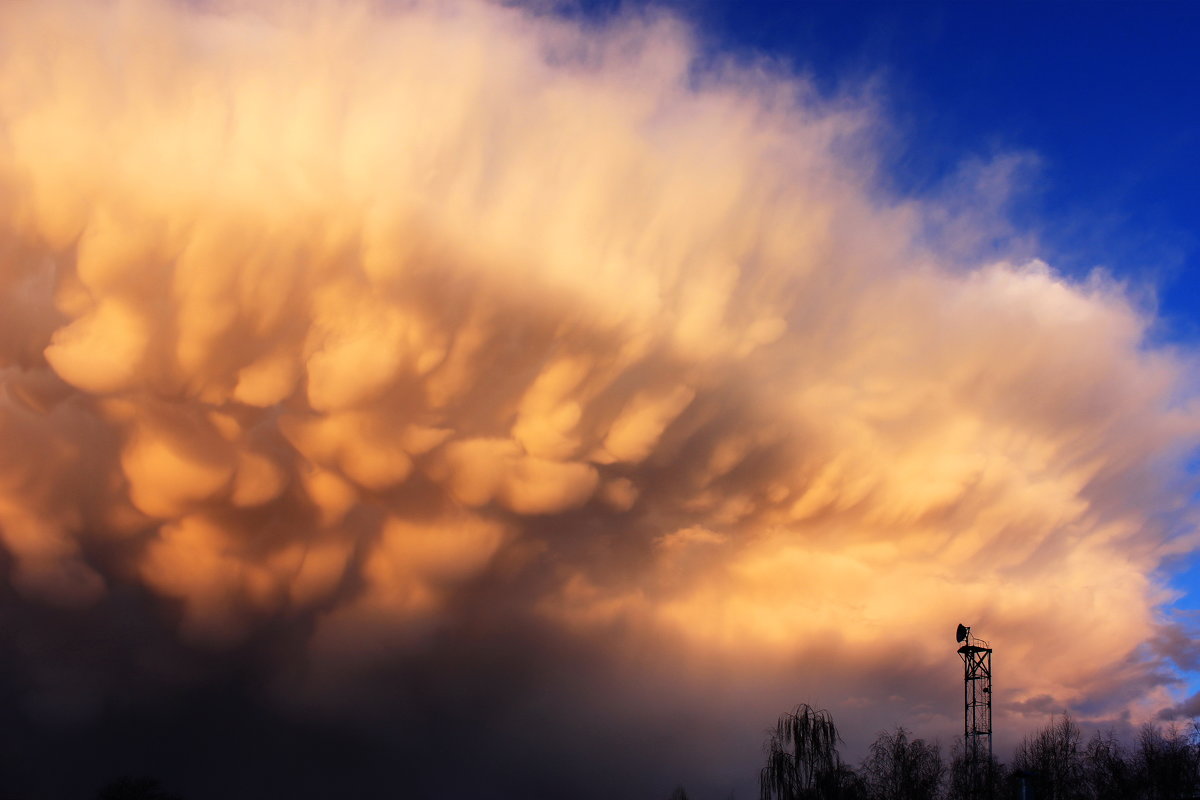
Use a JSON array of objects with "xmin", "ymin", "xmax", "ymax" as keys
[{"xmin": 0, "ymin": 0, "xmax": 1195, "ymax": 768}]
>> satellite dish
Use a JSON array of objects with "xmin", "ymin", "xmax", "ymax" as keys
[{"xmin": 956, "ymin": 623, "xmax": 968, "ymax": 643}]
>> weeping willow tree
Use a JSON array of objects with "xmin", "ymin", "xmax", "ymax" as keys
[{"xmin": 760, "ymin": 704, "xmax": 848, "ymax": 800}]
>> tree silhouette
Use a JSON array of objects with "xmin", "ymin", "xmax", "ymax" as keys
[
  {"xmin": 96, "ymin": 776, "xmax": 183, "ymax": 800},
  {"xmin": 1012, "ymin": 713, "xmax": 1084, "ymax": 800},
  {"xmin": 756, "ymin": 701, "xmax": 1200, "ymax": 800},
  {"xmin": 760, "ymin": 703, "xmax": 849, "ymax": 800},
  {"xmin": 860, "ymin": 726, "xmax": 943, "ymax": 800},
  {"xmin": 1081, "ymin": 729, "xmax": 1132, "ymax": 800},
  {"xmin": 947, "ymin": 737, "xmax": 1004, "ymax": 800},
  {"xmin": 1133, "ymin": 721, "xmax": 1200, "ymax": 800}
]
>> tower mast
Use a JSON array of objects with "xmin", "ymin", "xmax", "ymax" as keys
[{"xmin": 956, "ymin": 623, "xmax": 992, "ymax": 798}]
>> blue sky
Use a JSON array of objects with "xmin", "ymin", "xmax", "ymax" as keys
[
  {"xmin": 560, "ymin": 2, "xmax": 1200, "ymax": 330},
  {"xmin": 659, "ymin": 0, "xmax": 1200, "ymax": 337},
  {"xmin": 574, "ymin": 1, "xmax": 1200, "ymax": 327}
]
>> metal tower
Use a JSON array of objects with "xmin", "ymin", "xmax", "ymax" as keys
[{"xmin": 956, "ymin": 624, "xmax": 992, "ymax": 797}]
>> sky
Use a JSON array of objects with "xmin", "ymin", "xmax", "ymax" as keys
[
  {"xmin": 649, "ymin": 0, "xmax": 1200, "ymax": 333},
  {"xmin": 0, "ymin": 1, "xmax": 1198, "ymax": 798}
]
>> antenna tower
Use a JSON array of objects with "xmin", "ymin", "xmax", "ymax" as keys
[{"xmin": 955, "ymin": 623, "xmax": 992, "ymax": 798}]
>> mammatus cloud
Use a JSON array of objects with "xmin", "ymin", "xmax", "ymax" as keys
[{"xmin": 0, "ymin": 0, "xmax": 1197, "ymax": 795}]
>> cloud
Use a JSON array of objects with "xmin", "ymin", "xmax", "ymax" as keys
[
  {"xmin": 0, "ymin": 0, "xmax": 1197, "ymax": 795},
  {"xmin": 1158, "ymin": 691, "xmax": 1200, "ymax": 722}
]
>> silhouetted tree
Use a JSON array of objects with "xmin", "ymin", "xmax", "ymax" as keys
[
  {"xmin": 1133, "ymin": 722, "xmax": 1199, "ymax": 800},
  {"xmin": 817, "ymin": 764, "xmax": 868, "ymax": 800},
  {"xmin": 1012, "ymin": 714, "xmax": 1084, "ymax": 800},
  {"xmin": 860, "ymin": 726, "xmax": 944, "ymax": 800},
  {"xmin": 667, "ymin": 786, "xmax": 690, "ymax": 800},
  {"xmin": 96, "ymin": 776, "xmax": 182, "ymax": 800},
  {"xmin": 947, "ymin": 737, "xmax": 1005, "ymax": 800},
  {"xmin": 760, "ymin": 703, "xmax": 848, "ymax": 800},
  {"xmin": 1081, "ymin": 729, "xmax": 1132, "ymax": 800}
]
